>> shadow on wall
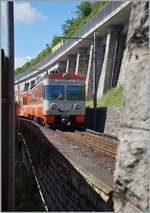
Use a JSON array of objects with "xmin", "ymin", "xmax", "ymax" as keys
[
  {"xmin": 19, "ymin": 120, "xmax": 113, "ymax": 211},
  {"xmin": 86, "ymin": 107, "xmax": 107, "ymax": 132}
]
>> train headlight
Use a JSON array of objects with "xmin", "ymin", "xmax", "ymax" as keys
[
  {"xmin": 50, "ymin": 103, "xmax": 57, "ymax": 110},
  {"xmin": 74, "ymin": 104, "xmax": 81, "ymax": 110}
]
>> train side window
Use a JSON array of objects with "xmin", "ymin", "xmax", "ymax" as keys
[
  {"xmin": 30, "ymin": 80, "xmax": 35, "ymax": 89},
  {"xmin": 24, "ymin": 82, "xmax": 29, "ymax": 91}
]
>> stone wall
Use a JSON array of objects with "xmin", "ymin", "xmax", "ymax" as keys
[
  {"xmin": 85, "ymin": 107, "xmax": 123, "ymax": 136},
  {"xmin": 113, "ymin": 1, "xmax": 149, "ymax": 211},
  {"xmin": 19, "ymin": 120, "xmax": 113, "ymax": 211},
  {"xmin": 104, "ymin": 107, "xmax": 123, "ymax": 136}
]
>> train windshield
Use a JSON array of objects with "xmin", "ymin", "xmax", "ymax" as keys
[
  {"xmin": 44, "ymin": 85, "xmax": 65, "ymax": 100},
  {"xmin": 67, "ymin": 86, "xmax": 85, "ymax": 101}
]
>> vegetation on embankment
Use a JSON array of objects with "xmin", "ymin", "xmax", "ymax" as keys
[
  {"xmin": 15, "ymin": 144, "xmax": 44, "ymax": 211},
  {"xmin": 15, "ymin": 1, "xmax": 108, "ymax": 76},
  {"xmin": 86, "ymin": 85, "xmax": 123, "ymax": 108}
]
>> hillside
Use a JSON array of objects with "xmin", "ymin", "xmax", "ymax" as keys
[
  {"xmin": 86, "ymin": 85, "xmax": 123, "ymax": 108},
  {"xmin": 15, "ymin": 1, "xmax": 108, "ymax": 76}
]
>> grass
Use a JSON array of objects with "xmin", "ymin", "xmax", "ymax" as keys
[
  {"xmin": 15, "ymin": 144, "xmax": 45, "ymax": 211},
  {"xmin": 86, "ymin": 85, "xmax": 123, "ymax": 108}
]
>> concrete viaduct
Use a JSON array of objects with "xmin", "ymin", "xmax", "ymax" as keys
[{"xmin": 15, "ymin": 1, "xmax": 131, "ymax": 100}]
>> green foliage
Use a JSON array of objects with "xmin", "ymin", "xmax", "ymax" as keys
[
  {"xmin": 15, "ymin": 1, "xmax": 109, "ymax": 76},
  {"xmin": 15, "ymin": 162, "xmax": 44, "ymax": 211},
  {"xmin": 86, "ymin": 85, "xmax": 123, "ymax": 108},
  {"xmin": 15, "ymin": 45, "xmax": 52, "ymax": 76},
  {"xmin": 63, "ymin": 1, "xmax": 109, "ymax": 40},
  {"xmin": 91, "ymin": 1, "xmax": 109, "ymax": 16},
  {"xmin": 76, "ymin": 1, "xmax": 92, "ymax": 17},
  {"xmin": 62, "ymin": 18, "xmax": 75, "ymax": 35},
  {"xmin": 15, "ymin": 139, "xmax": 44, "ymax": 211},
  {"xmin": 51, "ymin": 35, "xmax": 62, "ymax": 46},
  {"xmin": 63, "ymin": 16, "xmax": 86, "ymax": 40}
]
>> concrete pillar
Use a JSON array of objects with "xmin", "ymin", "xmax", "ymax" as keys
[
  {"xmin": 85, "ymin": 44, "xmax": 93, "ymax": 100},
  {"xmin": 75, "ymin": 53, "xmax": 80, "ymax": 74},
  {"xmin": 112, "ymin": 33, "xmax": 127, "ymax": 87},
  {"xmin": 86, "ymin": 36, "xmax": 105, "ymax": 100},
  {"xmin": 66, "ymin": 59, "xmax": 69, "ymax": 73},
  {"xmin": 117, "ymin": 23, "xmax": 130, "ymax": 85},
  {"xmin": 112, "ymin": 25, "xmax": 127, "ymax": 87},
  {"xmin": 75, "ymin": 47, "xmax": 89, "ymax": 76},
  {"xmin": 103, "ymin": 26, "xmax": 123, "ymax": 93},
  {"xmin": 94, "ymin": 37, "xmax": 106, "ymax": 99},
  {"xmin": 65, "ymin": 55, "xmax": 76, "ymax": 73},
  {"xmin": 97, "ymin": 33, "xmax": 111, "ymax": 98}
]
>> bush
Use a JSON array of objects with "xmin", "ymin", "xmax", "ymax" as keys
[{"xmin": 86, "ymin": 85, "xmax": 123, "ymax": 108}]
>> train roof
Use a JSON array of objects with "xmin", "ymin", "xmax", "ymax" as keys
[{"xmin": 46, "ymin": 73, "xmax": 85, "ymax": 80}]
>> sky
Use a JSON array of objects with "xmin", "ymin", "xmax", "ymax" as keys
[{"xmin": 1, "ymin": 0, "xmax": 82, "ymax": 69}]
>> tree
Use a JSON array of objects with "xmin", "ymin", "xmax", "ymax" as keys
[
  {"xmin": 76, "ymin": 1, "xmax": 92, "ymax": 17},
  {"xmin": 46, "ymin": 43, "xmax": 49, "ymax": 48},
  {"xmin": 51, "ymin": 35, "xmax": 62, "ymax": 46},
  {"xmin": 61, "ymin": 18, "xmax": 74, "ymax": 34}
]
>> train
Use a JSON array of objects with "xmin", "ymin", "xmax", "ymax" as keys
[{"xmin": 15, "ymin": 72, "xmax": 86, "ymax": 127}]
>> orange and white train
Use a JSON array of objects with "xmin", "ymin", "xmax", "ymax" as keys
[{"xmin": 15, "ymin": 72, "xmax": 86, "ymax": 127}]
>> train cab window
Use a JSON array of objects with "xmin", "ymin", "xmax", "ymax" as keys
[
  {"xmin": 44, "ymin": 85, "xmax": 64, "ymax": 100},
  {"xmin": 67, "ymin": 86, "xmax": 85, "ymax": 101}
]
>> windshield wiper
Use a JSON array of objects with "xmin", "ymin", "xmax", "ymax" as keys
[{"xmin": 55, "ymin": 94, "xmax": 63, "ymax": 101}]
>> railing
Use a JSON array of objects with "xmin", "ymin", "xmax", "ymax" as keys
[{"xmin": 16, "ymin": 1, "xmax": 127, "ymax": 82}]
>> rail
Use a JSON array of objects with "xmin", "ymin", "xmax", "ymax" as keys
[
  {"xmin": 15, "ymin": 1, "xmax": 126, "ymax": 82},
  {"xmin": 57, "ymin": 130, "xmax": 118, "ymax": 158}
]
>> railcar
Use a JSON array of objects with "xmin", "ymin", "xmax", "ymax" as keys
[{"xmin": 17, "ymin": 72, "xmax": 86, "ymax": 126}]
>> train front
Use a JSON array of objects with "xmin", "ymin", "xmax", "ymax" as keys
[{"xmin": 43, "ymin": 73, "xmax": 86, "ymax": 127}]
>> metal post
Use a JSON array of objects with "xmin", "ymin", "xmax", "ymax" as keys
[
  {"xmin": 17, "ymin": 81, "xmax": 20, "ymax": 132},
  {"xmin": 93, "ymin": 31, "xmax": 97, "ymax": 130},
  {"xmin": 5, "ymin": 1, "xmax": 15, "ymax": 211}
]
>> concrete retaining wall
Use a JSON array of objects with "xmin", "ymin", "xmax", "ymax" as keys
[
  {"xmin": 86, "ymin": 107, "xmax": 123, "ymax": 136},
  {"xmin": 104, "ymin": 107, "xmax": 123, "ymax": 136}
]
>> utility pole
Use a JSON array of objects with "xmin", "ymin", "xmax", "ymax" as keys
[
  {"xmin": 5, "ymin": 1, "xmax": 15, "ymax": 211},
  {"xmin": 93, "ymin": 31, "xmax": 97, "ymax": 130},
  {"xmin": 17, "ymin": 81, "xmax": 20, "ymax": 132}
]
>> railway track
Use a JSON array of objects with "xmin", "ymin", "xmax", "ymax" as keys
[
  {"xmin": 19, "ymin": 118, "xmax": 117, "ymax": 173},
  {"xmin": 19, "ymin": 118, "xmax": 118, "ymax": 159},
  {"xmin": 56, "ymin": 129, "xmax": 118, "ymax": 158}
]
